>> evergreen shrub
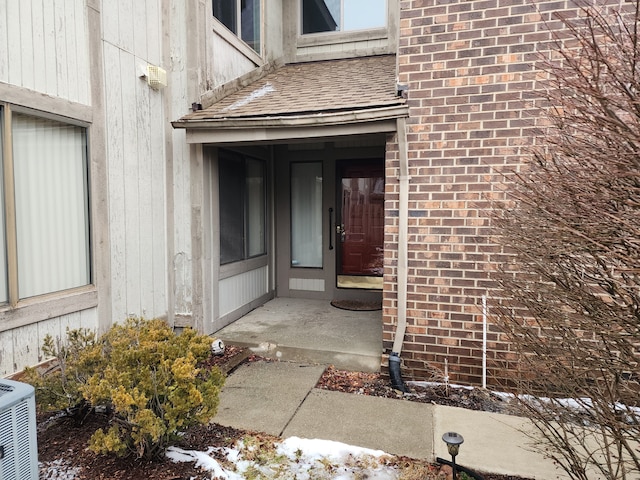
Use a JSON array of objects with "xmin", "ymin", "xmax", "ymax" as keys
[{"xmin": 25, "ymin": 318, "xmax": 225, "ymax": 459}]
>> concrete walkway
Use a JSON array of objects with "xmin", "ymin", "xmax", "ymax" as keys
[
  {"xmin": 213, "ymin": 360, "xmax": 568, "ymax": 480},
  {"xmin": 216, "ymin": 297, "xmax": 382, "ymax": 372}
]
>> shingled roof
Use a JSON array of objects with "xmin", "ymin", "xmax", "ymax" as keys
[{"xmin": 174, "ymin": 55, "xmax": 406, "ymax": 128}]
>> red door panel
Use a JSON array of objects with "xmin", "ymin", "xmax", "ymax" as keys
[{"xmin": 339, "ymin": 161, "xmax": 384, "ymax": 277}]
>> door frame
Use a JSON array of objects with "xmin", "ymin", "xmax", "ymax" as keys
[
  {"xmin": 274, "ymin": 138, "xmax": 385, "ymax": 302},
  {"xmin": 335, "ymin": 158, "xmax": 385, "ymax": 291}
]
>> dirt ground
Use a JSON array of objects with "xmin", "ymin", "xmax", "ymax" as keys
[{"xmin": 37, "ymin": 348, "xmax": 527, "ymax": 480}]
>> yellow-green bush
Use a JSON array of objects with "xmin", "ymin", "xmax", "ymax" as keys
[{"xmin": 25, "ymin": 318, "xmax": 225, "ymax": 459}]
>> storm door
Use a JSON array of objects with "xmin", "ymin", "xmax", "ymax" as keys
[{"xmin": 336, "ymin": 160, "xmax": 384, "ymax": 289}]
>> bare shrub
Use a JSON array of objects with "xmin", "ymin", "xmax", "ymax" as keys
[{"xmin": 493, "ymin": 2, "xmax": 640, "ymax": 479}]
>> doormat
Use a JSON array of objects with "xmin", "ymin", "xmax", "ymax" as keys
[{"xmin": 330, "ymin": 300, "xmax": 382, "ymax": 311}]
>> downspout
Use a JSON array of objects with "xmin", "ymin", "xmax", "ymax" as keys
[{"xmin": 389, "ymin": 116, "xmax": 409, "ymax": 392}]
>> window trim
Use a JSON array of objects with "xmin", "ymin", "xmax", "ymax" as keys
[
  {"xmin": 0, "ymin": 102, "xmax": 93, "ymax": 308},
  {"xmin": 2, "ymin": 104, "xmax": 17, "ymax": 307},
  {"xmin": 297, "ymin": 27, "xmax": 388, "ymax": 47},
  {"xmin": 212, "ymin": 0, "xmax": 263, "ymax": 62}
]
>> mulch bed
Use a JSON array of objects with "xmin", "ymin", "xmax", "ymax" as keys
[
  {"xmin": 37, "ymin": 347, "xmax": 526, "ymax": 480},
  {"xmin": 315, "ymin": 366, "xmax": 516, "ymax": 414}
]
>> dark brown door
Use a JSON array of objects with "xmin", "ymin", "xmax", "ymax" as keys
[{"xmin": 338, "ymin": 160, "xmax": 384, "ymax": 280}]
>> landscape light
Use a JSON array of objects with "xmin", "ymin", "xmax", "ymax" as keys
[{"xmin": 442, "ymin": 431, "xmax": 464, "ymax": 480}]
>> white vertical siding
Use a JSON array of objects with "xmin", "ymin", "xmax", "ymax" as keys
[
  {"xmin": 0, "ymin": 1, "xmax": 7, "ymax": 83},
  {"xmin": 121, "ymin": 53, "xmax": 142, "ymax": 317},
  {"xmin": 211, "ymin": 33, "xmax": 259, "ymax": 87},
  {"xmin": 297, "ymin": 38, "xmax": 388, "ymax": 58},
  {"xmin": 102, "ymin": 1, "xmax": 168, "ymax": 322},
  {"xmin": 19, "ymin": 1, "xmax": 35, "ymax": 92},
  {"xmin": 42, "ymin": 0, "xmax": 58, "ymax": 94},
  {"xmin": 103, "ymin": 42, "xmax": 127, "ymax": 321},
  {"xmin": 6, "ymin": 1, "xmax": 21, "ymax": 87},
  {"xmin": 0, "ymin": 308, "xmax": 98, "ymax": 377},
  {"xmin": 169, "ymin": 0, "xmax": 193, "ymax": 318},
  {"xmin": 289, "ymin": 278, "xmax": 326, "ymax": 292},
  {"xmin": 0, "ymin": 0, "xmax": 90, "ymax": 104},
  {"xmin": 219, "ymin": 267, "xmax": 269, "ymax": 317}
]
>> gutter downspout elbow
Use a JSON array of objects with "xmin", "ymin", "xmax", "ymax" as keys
[{"xmin": 390, "ymin": 117, "xmax": 410, "ymax": 393}]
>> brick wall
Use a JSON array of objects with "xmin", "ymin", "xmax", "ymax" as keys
[{"xmin": 383, "ymin": 0, "xmax": 599, "ymax": 387}]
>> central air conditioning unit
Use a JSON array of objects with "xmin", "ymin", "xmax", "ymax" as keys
[{"xmin": 0, "ymin": 380, "xmax": 38, "ymax": 480}]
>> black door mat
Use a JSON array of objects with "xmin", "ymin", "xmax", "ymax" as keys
[{"xmin": 330, "ymin": 300, "xmax": 382, "ymax": 311}]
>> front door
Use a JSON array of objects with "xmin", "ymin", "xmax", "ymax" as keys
[{"xmin": 337, "ymin": 160, "xmax": 384, "ymax": 290}]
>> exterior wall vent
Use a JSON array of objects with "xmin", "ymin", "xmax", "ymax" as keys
[
  {"xmin": 146, "ymin": 64, "xmax": 167, "ymax": 90},
  {"xmin": 0, "ymin": 380, "xmax": 38, "ymax": 480}
]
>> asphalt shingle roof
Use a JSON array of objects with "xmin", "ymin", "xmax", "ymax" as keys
[{"xmin": 181, "ymin": 55, "xmax": 402, "ymax": 122}]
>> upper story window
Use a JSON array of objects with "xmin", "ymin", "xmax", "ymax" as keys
[
  {"xmin": 213, "ymin": 0, "xmax": 261, "ymax": 53},
  {"xmin": 301, "ymin": 0, "xmax": 386, "ymax": 34}
]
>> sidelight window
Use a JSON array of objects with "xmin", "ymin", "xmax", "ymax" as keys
[{"xmin": 290, "ymin": 162, "xmax": 322, "ymax": 268}]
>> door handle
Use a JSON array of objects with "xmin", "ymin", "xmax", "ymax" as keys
[{"xmin": 328, "ymin": 208, "xmax": 334, "ymax": 250}]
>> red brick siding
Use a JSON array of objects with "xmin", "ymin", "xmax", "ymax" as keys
[{"xmin": 383, "ymin": 0, "xmax": 606, "ymax": 386}]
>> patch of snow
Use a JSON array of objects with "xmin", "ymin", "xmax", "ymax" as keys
[
  {"xmin": 39, "ymin": 459, "xmax": 81, "ymax": 480},
  {"xmin": 407, "ymin": 381, "xmax": 474, "ymax": 390},
  {"xmin": 222, "ymin": 83, "xmax": 275, "ymax": 112},
  {"xmin": 167, "ymin": 436, "xmax": 401, "ymax": 480}
]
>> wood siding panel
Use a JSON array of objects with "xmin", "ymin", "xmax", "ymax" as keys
[
  {"xmin": 102, "ymin": 3, "xmax": 167, "ymax": 321},
  {"xmin": 121, "ymin": 52, "xmax": 142, "ymax": 317},
  {"xmin": 0, "ymin": 308, "xmax": 96, "ymax": 376},
  {"xmin": 102, "ymin": 0, "xmax": 119, "ymax": 46},
  {"xmin": 31, "ymin": 1, "xmax": 47, "ymax": 94},
  {"xmin": 135, "ymin": 72, "xmax": 154, "ymax": 317},
  {"xmin": 118, "ymin": 0, "xmax": 135, "ymax": 54},
  {"xmin": 297, "ymin": 38, "xmax": 388, "ymax": 58},
  {"xmin": 219, "ymin": 267, "xmax": 269, "ymax": 317},
  {"xmin": 150, "ymin": 88, "xmax": 167, "ymax": 315},
  {"xmin": 211, "ymin": 33, "xmax": 259, "ymax": 88},
  {"xmin": 1, "ymin": 1, "xmax": 89, "ymax": 103},
  {"xmin": 42, "ymin": 0, "xmax": 58, "ymax": 94},
  {"xmin": 133, "ymin": 0, "xmax": 148, "ymax": 60},
  {"xmin": 72, "ymin": 0, "xmax": 89, "ymax": 104},
  {"xmin": 19, "ymin": 1, "xmax": 35, "ymax": 92},
  {"xmin": 6, "ymin": 1, "xmax": 21, "ymax": 87},
  {"xmin": 146, "ymin": 0, "xmax": 161, "ymax": 64},
  {"xmin": 104, "ymin": 42, "xmax": 127, "ymax": 322},
  {"xmin": 53, "ymin": 0, "xmax": 69, "ymax": 99},
  {"xmin": 0, "ymin": 1, "xmax": 7, "ymax": 83},
  {"xmin": 169, "ymin": 1, "xmax": 192, "ymax": 319}
]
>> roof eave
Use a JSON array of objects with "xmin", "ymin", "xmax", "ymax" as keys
[{"xmin": 171, "ymin": 104, "xmax": 409, "ymax": 130}]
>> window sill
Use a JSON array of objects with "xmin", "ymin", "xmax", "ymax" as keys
[
  {"xmin": 0, "ymin": 286, "xmax": 98, "ymax": 333},
  {"xmin": 220, "ymin": 255, "xmax": 268, "ymax": 280},
  {"xmin": 212, "ymin": 17, "xmax": 263, "ymax": 66},
  {"xmin": 298, "ymin": 28, "xmax": 388, "ymax": 48}
]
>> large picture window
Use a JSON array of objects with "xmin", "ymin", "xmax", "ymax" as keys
[
  {"xmin": 213, "ymin": 0, "xmax": 261, "ymax": 53},
  {"xmin": 301, "ymin": 0, "xmax": 386, "ymax": 34},
  {"xmin": 219, "ymin": 150, "xmax": 266, "ymax": 265},
  {"xmin": 0, "ymin": 106, "xmax": 91, "ymax": 304}
]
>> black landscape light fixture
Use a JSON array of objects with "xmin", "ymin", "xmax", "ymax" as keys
[{"xmin": 442, "ymin": 431, "xmax": 464, "ymax": 480}]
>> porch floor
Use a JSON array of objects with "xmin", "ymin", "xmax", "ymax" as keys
[{"xmin": 214, "ymin": 297, "xmax": 383, "ymax": 372}]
